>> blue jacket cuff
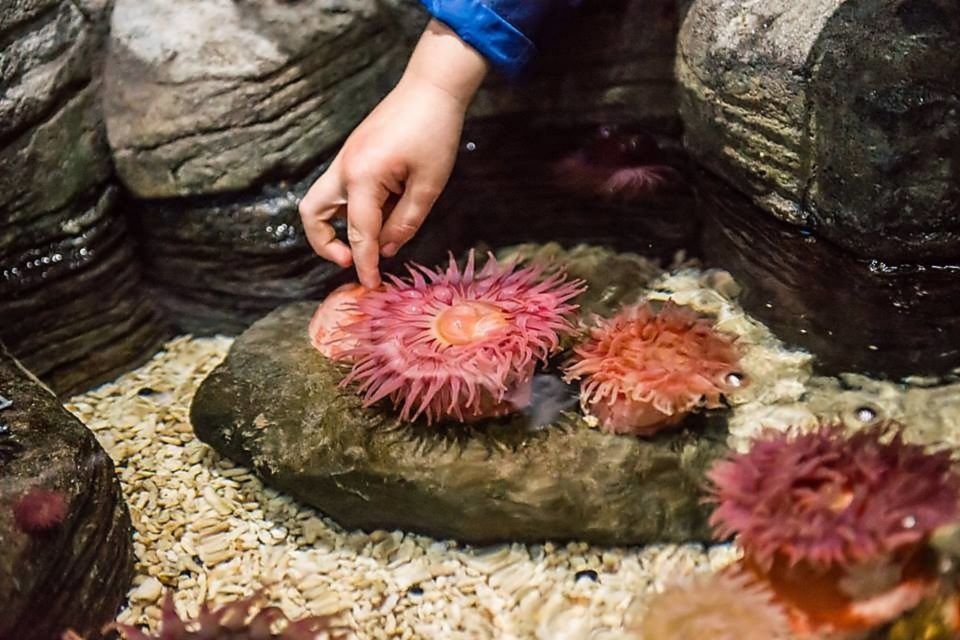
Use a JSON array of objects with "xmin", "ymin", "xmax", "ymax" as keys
[{"xmin": 419, "ymin": 0, "xmax": 536, "ymax": 80}]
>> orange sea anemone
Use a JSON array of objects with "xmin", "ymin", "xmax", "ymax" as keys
[
  {"xmin": 308, "ymin": 282, "xmax": 370, "ymax": 359},
  {"xmin": 563, "ymin": 301, "xmax": 743, "ymax": 435},
  {"xmin": 631, "ymin": 570, "xmax": 792, "ymax": 640},
  {"xmin": 708, "ymin": 423, "xmax": 960, "ymax": 634},
  {"xmin": 328, "ymin": 251, "xmax": 583, "ymax": 424}
]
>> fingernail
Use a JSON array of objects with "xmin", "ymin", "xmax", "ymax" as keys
[{"xmin": 381, "ymin": 243, "xmax": 399, "ymax": 257}]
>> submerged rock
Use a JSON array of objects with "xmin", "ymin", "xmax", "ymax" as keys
[
  {"xmin": 191, "ymin": 300, "xmax": 727, "ymax": 546},
  {"xmin": 0, "ymin": 344, "xmax": 134, "ymax": 639},
  {"xmin": 677, "ymin": 0, "xmax": 960, "ymax": 262}
]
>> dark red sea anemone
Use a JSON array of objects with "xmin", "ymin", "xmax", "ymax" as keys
[
  {"xmin": 101, "ymin": 590, "xmax": 350, "ymax": 640},
  {"xmin": 708, "ymin": 423, "xmax": 960, "ymax": 634},
  {"xmin": 14, "ymin": 486, "xmax": 66, "ymax": 534},
  {"xmin": 563, "ymin": 301, "xmax": 743, "ymax": 435},
  {"xmin": 553, "ymin": 125, "xmax": 681, "ymax": 201},
  {"xmin": 708, "ymin": 423, "xmax": 960, "ymax": 569},
  {"xmin": 334, "ymin": 251, "xmax": 583, "ymax": 424}
]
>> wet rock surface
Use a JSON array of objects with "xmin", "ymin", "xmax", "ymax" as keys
[
  {"xmin": 698, "ymin": 171, "xmax": 960, "ymax": 379},
  {"xmin": 677, "ymin": 0, "xmax": 960, "ymax": 262},
  {"xmin": 129, "ymin": 171, "xmax": 344, "ymax": 335},
  {"xmin": 0, "ymin": 344, "xmax": 134, "ymax": 640},
  {"xmin": 191, "ymin": 249, "xmax": 728, "ymax": 545},
  {"xmin": 0, "ymin": 0, "xmax": 170, "ymax": 394},
  {"xmin": 103, "ymin": 0, "xmax": 408, "ymax": 198}
]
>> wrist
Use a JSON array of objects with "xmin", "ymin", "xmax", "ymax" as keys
[{"xmin": 401, "ymin": 19, "xmax": 489, "ymax": 111}]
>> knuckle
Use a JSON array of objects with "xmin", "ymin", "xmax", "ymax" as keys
[
  {"xmin": 298, "ymin": 199, "xmax": 311, "ymax": 218},
  {"xmin": 392, "ymin": 221, "xmax": 420, "ymax": 238},
  {"xmin": 346, "ymin": 224, "xmax": 367, "ymax": 245}
]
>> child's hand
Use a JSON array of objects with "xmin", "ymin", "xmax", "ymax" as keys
[{"xmin": 299, "ymin": 20, "xmax": 488, "ymax": 289}]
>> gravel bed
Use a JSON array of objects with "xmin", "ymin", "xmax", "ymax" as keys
[{"xmin": 66, "ymin": 335, "xmax": 737, "ymax": 639}]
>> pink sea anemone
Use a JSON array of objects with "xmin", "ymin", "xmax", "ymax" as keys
[
  {"xmin": 98, "ymin": 590, "xmax": 350, "ymax": 640},
  {"xmin": 13, "ymin": 486, "xmax": 66, "ymax": 534},
  {"xmin": 631, "ymin": 570, "xmax": 791, "ymax": 640},
  {"xmin": 708, "ymin": 423, "xmax": 960, "ymax": 634},
  {"xmin": 333, "ymin": 251, "xmax": 583, "ymax": 424},
  {"xmin": 308, "ymin": 282, "xmax": 371, "ymax": 359},
  {"xmin": 553, "ymin": 125, "xmax": 680, "ymax": 201},
  {"xmin": 563, "ymin": 301, "xmax": 743, "ymax": 435}
]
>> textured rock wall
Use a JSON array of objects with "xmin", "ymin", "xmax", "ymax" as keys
[
  {"xmin": 110, "ymin": 0, "xmax": 687, "ymax": 335},
  {"xmin": 103, "ymin": 0, "xmax": 417, "ymax": 334},
  {"xmin": 0, "ymin": 0, "xmax": 169, "ymax": 395},
  {"xmin": 0, "ymin": 345, "xmax": 134, "ymax": 639},
  {"xmin": 103, "ymin": 0, "xmax": 408, "ymax": 199},
  {"xmin": 677, "ymin": 0, "xmax": 960, "ymax": 262}
]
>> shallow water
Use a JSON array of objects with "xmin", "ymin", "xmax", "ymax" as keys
[{"xmin": 5, "ymin": 121, "xmax": 959, "ymax": 639}]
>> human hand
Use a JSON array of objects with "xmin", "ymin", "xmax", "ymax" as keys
[{"xmin": 299, "ymin": 20, "xmax": 489, "ymax": 289}]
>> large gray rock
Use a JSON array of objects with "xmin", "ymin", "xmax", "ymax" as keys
[
  {"xmin": 0, "ymin": 345, "xmax": 134, "ymax": 640},
  {"xmin": 0, "ymin": 0, "xmax": 111, "ymax": 140},
  {"xmin": 103, "ymin": 0, "xmax": 409, "ymax": 198},
  {"xmin": 191, "ymin": 248, "xmax": 728, "ymax": 545},
  {"xmin": 677, "ymin": 0, "xmax": 960, "ymax": 261},
  {"xmin": 0, "ymin": 0, "xmax": 170, "ymax": 395}
]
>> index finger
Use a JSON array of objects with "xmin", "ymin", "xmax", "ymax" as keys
[{"xmin": 346, "ymin": 181, "xmax": 388, "ymax": 289}]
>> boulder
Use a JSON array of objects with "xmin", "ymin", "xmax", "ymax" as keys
[
  {"xmin": 677, "ymin": 0, "xmax": 960, "ymax": 262},
  {"xmin": 0, "ymin": 344, "xmax": 134, "ymax": 640},
  {"xmin": 103, "ymin": 0, "xmax": 409, "ymax": 198},
  {"xmin": 191, "ymin": 247, "xmax": 728, "ymax": 545},
  {"xmin": 0, "ymin": 0, "xmax": 111, "ymax": 142},
  {"xmin": 0, "ymin": 0, "xmax": 170, "ymax": 395}
]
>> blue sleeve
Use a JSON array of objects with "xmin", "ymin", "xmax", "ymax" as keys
[{"xmin": 418, "ymin": 0, "xmax": 571, "ymax": 80}]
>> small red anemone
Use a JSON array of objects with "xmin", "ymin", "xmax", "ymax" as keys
[
  {"xmin": 14, "ymin": 486, "xmax": 66, "ymax": 534},
  {"xmin": 553, "ymin": 125, "xmax": 680, "ymax": 201}
]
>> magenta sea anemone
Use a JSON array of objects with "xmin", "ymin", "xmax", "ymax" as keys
[
  {"xmin": 631, "ymin": 570, "xmax": 791, "ymax": 640},
  {"xmin": 332, "ymin": 251, "xmax": 583, "ymax": 424},
  {"xmin": 553, "ymin": 125, "xmax": 680, "ymax": 201},
  {"xmin": 708, "ymin": 423, "xmax": 958, "ymax": 634},
  {"xmin": 708, "ymin": 423, "xmax": 960, "ymax": 570},
  {"xmin": 87, "ymin": 590, "xmax": 350, "ymax": 640},
  {"xmin": 14, "ymin": 486, "xmax": 66, "ymax": 534},
  {"xmin": 563, "ymin": 301, "xmax": 744, "ymax": 435}
]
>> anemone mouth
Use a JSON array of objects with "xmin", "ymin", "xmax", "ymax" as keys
[{"xmin": 432, "ymin": 301, "xmax": 510, "ymax": 347}]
